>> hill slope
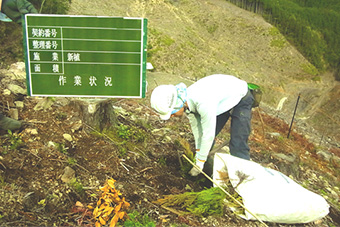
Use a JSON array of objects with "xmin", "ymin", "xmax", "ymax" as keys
[
  {"xmin": 1, "ymin": 0, "xmax": 340, "ymax": 226},
  {"xmin": 69, "ymin": 0, "xmax": 340, "ymax": 143}
]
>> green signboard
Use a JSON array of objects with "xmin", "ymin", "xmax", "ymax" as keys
[{"xmin": 23, "ymin": 14, "xmax": 147, "ymax": 98}]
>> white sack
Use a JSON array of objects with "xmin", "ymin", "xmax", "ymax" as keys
[{"xmin": 213, "ymin": 153, "xmax": 329, "ymax": 224}]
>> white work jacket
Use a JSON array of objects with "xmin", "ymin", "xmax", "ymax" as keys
[{"xmin": 186, "ymin": 74, "xmax": 248, "ymax": 161}]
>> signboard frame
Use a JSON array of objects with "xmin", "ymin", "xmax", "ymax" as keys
[{"xmin": 23, "ymin": 14, "xmax": 147, "ymax": 98}]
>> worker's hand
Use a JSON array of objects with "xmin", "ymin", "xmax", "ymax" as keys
[
  {"xmin": 188, "ymin": 158, "xmax": 205, "ymax": 176},
  {"xmin": 2, "ymin": 0, "xmax": 38, "ymax": 24}
]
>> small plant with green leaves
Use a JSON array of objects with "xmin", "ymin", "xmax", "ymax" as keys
[
  {"xmin": 123, "ymin": 211, "xmax": 156, "ymax": 227},
  {"xmin": 118, "ymin": 146, "xmax": 127, "ymax": 158},
  {"xmin": 38, "ymin": 199, "xmax": 46, "ymax": 207},
  {"xmin": 5, "ymin": 130, "xmax": 23, "ymax": 150},
  {"xmin": 301, "ymin": 63, "xmax": 319, "ymax": 76},
  {"xmin": 56, "ymin": 112, "xmax": 67, "ymax": 120},
  {"xmin": 158, "ymin": 157, "xmax": 167, "ymax": 166},
  {"xmin": 69, "ymin": 178, "xmax": 84, "ymax": 195},
  {"xmin": 67, "ymin": 157, "xmax": 77, "ymax": 166},
  {"xmin": 117, "ymin": 125, "xmax": 132, "ymax": 140},
  {"xmin": 56, "ymin": 143, "xmax": 69, "ymax": 155},
  {"xmin": 132, "ymin": 127, "xmax": 147, "ymax": 143},
  {"xmin": 154, "ymin": 187, "xmax": 226, "ymax": 217}
]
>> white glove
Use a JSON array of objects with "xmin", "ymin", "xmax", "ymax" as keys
[{"xmin": 189, "ymin": 158, "xmax": 205, "ymax": 176}]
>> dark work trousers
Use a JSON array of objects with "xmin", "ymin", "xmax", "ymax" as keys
[{"xmin": 203, "ymin": 90, "xmax": 254, "ymax": 182}]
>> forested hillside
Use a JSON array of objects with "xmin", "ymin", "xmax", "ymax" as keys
[{"xmin": 227, "ymin": 0, "xmax": 340, "ymax": 80}]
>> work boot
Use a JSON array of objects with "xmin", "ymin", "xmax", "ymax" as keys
[
  {"xmin": 0, "ymin": 115, "xmax": 22, "ymax": 131},
  {"xmin": 200, "ymin": 156, "xmax": 214, "ymax": 188}
]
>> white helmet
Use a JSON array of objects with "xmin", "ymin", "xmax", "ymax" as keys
[{"xmin": 150, "ymin": 85, "xmax": 177, "ymax": 120}]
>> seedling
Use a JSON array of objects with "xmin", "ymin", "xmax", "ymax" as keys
[
  {"xmin": 69, "ymin": 178, "xmax": 84, "ymax": 195},
  {"xmin": 67, "ymin": 157, "xmax": 77, "ymax": 166},
  {"xmin": 5, "ymin": 130, "xmax": 23, "ymax": 150},
  {"xmin": 123, "ymin": 211, "xmax": 156, "ymax": 227}
]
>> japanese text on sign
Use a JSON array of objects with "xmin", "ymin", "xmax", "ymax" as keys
[{"xmin": 23, "ymin": 14, "xmax": 148, "ymax": 98}]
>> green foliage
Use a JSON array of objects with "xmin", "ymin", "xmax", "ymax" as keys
[
  {"xmin": 312, "ymin": 76, "xmax": 321, "ymax": 82},
  {"xmin": 155, "ymin": 187, "xmax": 226, "ymax": 217},
  {"xmin": 117, "ymin": 125, "xmax": 132, "ymax": 140},
  {"xmin": 186, "ymin": 188, "xmax": 226, "ymax": 216},
  {"xmin": 69, "ymin": 178, "xmax": 84, "ymax": 195},
  {"xmin": 123, "ymin": 211, "xmax": 156, "ymax": 227},
  {"xmin": 116, "ymin": 124, "xmax": 147, "ymax": 143},
  {"xmin": 147, "ymin": 28, "xmax": 175, "ymax": 61},
  {"xmin": 207, "ymin": 23, "xmax": 219, "ymax": 34},
  {"xmin": 132, "ymin": 127, "xmax": 147, "ymax": 143},
  {"xmin": 158, "ymin": 157, "xmax": 167, "ymax": 166},
  {"xmin": 301, "ymin": 63, "xmax": 319, "ymax": 76},
  {"xmin": 56, "ymin": 143, "xmax": 69, "ymax": 155},
  {"xmin": 118, "ymin": 146, "xmax": 127, "ymax": 158},
  {"xmin": 5, "ymin": 130, "xmax": 23, "ymax": 151},
  {"xmin": 38, "ymin": 199, "xmax": 46, "ymax": 207},
  {"xmin": 268, "ymin": 27, "xmax": 280, "ymax": 36},
  {"xmin": 270, "ymin": 39, "xmax": 285, "ymax": 49},
  {"xmin": 227, "ymin": 0, "xmax": 340, "ymax": 73},
  {"xmin": 56, "ymin": 112, "xmax": 67, "ymax": 120},
  {"xmin": 67, "ymin": 157, "xmax": 77, "ymax": 166}
]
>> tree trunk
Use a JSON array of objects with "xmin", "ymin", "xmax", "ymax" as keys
[{"xmin": 69, "ymin": 98, "xmax": 117, "ymax": 131}]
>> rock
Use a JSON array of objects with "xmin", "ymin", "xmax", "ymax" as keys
[
  {"xmin": 63, "ymin": 134, "xmax": 73, "ymax": 142},
  {"xmin": 9, "ymin": 62, "xmax": 26, "ymax": 80},
  {"xmin": 3, "ymin": 89, "xmax": 11, "ymax": 95},
  {"xmin": 71, "ymin": 121, "xmax": 83, "ymax": 132},
  {"xmin": 317, "ymin": 150, "xmax": 333, "ymax": 162},
  {"xmin": 152, "ymin": 128, "xmax": 170, "ymax": 136},
  {"xmin": 34, "ymin": 98, "xmax": 54, "ymax": 111},
  {"xmin": 47, "ymin": 141, "xmax": 56, "ymax": 147},
  {"xmin": 7, "ymin": 84, "xmax": 26, "ymax": 95},
  {"xmin": 113, "ymin": 105, "xmax": 129, "ymax": 115},
  {"xmin": 272, "ymin": 153, "xmax": 296, "ymax": 163},
  {"xmin": 8, "ymin": 109, "xmax": 19, "ymax": 120},
  {"xmin": 61, "ymin": 166, "xmax": 75, "ymax": 183},
  {"xmin": 268, "ymin": 132, "xmax": 281, "ymax": 138},
  {"xmin": 25, "ymin": 128, "xmax": 38, "ymax": 135},
  {"xmin": 14, "ymin": 101, "xmax": 24, "ymax": 109}
]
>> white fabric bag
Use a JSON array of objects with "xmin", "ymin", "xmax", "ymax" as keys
[{"xmin": 213, "ymin": 153, "xmax": 329, "ymax": 224}]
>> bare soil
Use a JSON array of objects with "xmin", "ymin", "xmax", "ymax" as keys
[
  {"xmin": 1, "ymin": 0, "xmax": 340, "ymax": 226},
  {"xmin": 1, "ymin": 68, "xmax": 340, "ymax": 226}
]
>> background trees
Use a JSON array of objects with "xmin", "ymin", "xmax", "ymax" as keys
[{"xmin": 226, "ymin": 0, "xmax": 340, "ymax": 80}]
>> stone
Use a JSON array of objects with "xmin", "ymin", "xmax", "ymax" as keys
[
  {"xmin": 14, "ymin": 101, "xmax": 24, "ymax": 109},
  {"xmin": 61, "ymin": 166, "xmax": 75, "ymax": 183},
  {"xmin": 316, "ymin": 151, "xmax": 333, "ymax": 162},
  {"xmin": 7, "ymin": 84, "xmax": 26, "ymax": 95},
  {"xmin": 63, "ymin": 134, "xmax": 73, "ymax": 142}
]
